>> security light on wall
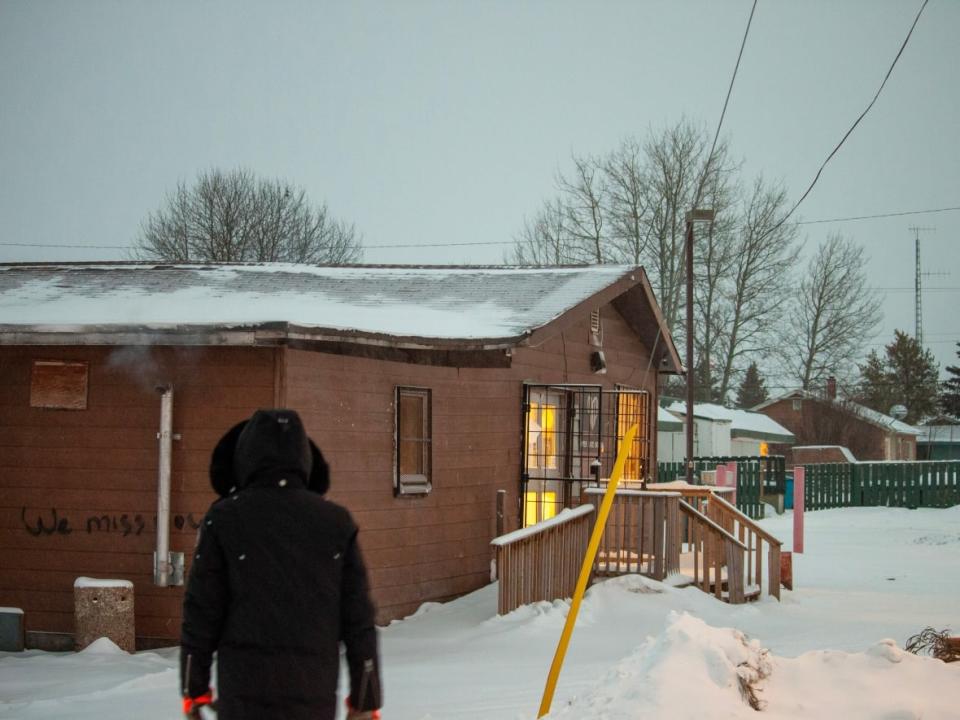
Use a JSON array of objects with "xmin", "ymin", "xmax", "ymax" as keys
[{"xmin": 590, "ymin": 351, "xmax": 607, "ymax": 374}]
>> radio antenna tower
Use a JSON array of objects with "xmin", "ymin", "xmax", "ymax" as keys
[{"xmin": 910, "ymin": 226, "xmax": 941, "ymax": 347}]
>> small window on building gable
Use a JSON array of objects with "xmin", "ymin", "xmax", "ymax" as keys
[
  {"xmin": 395, "ymin": 387, "xmax": 432, "ymax": 496},
  {"xmin": 30, "ymin": 360, "xmax": 88, "ymax": 410},
  {"xmin": 792, "ymin": 399, "xmax": 802, "ymax": 412}
]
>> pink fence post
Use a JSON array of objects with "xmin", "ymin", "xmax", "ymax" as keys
[
  {"xmin": 715, "ymin": 464, "xmax": 727, "ymax": 489},
  {"xmin": 726, "ymin": 461, "xmax": 738, "ymax": 506},
  {"xmin": 793, "ymin": 466, "xmax": 805, "ymax": 554}
]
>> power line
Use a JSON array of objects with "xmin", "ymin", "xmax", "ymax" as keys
[
  {"xmin": 795, "ymin": 205, "xmax": 960, "ymax": 225},
  {"xmin": 5, "ymin": 202, "xmax": 960, "ymax": 254},
  {"xmin": 761, "ymin": 0, "xmax": 930, "ymax": 238},
  {"xmin": 694, "ymin": 0, "xmax": 758, "ymax": 207}
]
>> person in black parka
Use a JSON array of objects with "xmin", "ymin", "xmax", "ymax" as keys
[{"xmin": 180, "ymin": 409, "xmax": 382, "ymax": 720}]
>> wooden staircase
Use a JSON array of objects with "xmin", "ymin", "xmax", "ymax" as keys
[
  {"xmin": 590, "ymin": 485, "xmax": 783, "ymax": 604},
  {"xmin": 490, "ymin": 484, "xmax": 784, "ymax": 615}
]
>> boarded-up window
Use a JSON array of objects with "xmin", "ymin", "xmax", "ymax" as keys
[
  {"xmin": 30, "ymin": 361, "xmax": 89, "ymax": 410},
  {"xmin": 395, "ymin": 387, "xmax": 432, "ymax": 496}
]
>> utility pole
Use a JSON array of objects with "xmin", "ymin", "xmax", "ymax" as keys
[
  {"xmin": 909, "ymin": 226, "xmax": 939, "ymax": 348},
  {"xmin": 684, "ymin": 209, "xmax": 714, "ymax": 480}
]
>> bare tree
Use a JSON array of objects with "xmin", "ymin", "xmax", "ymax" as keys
[
  {"xmin": 691, "ymin": 150, "xmax": 739, "ymax": 400},
  {"xmin": 602, "ymin": 137, "xmax": 650, "ymax": 264},
  {"xmin": 713, "ymin": 177, "xmax": 801, "ymax": 400},
  {"xmin": 557, "ymin": 155, "xmax": 606, "ymax": 263},
  {"xmin": 507, "ymin": 197, "xmax": 575, "ymax": 265},
  {"xmin": 641, "ymin": 120, "xmax": 713, "ymax": 333},
  {"xmin": 134, "ymin": 168, "xmax": 363, "ymax": 264},
  {"xmin": 509, "ymin": 120, "xmax": 799, "ymax": 405},
  {"xmin": 782, "ymin": 233, "xmax": 882, "ymax": 390}
]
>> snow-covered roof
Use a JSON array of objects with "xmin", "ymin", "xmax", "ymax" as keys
[
  {"xmin": 752, "ymin": 390, "xmax": 921, "ymax": 436},
  {"xmin": 666, "ymin": 401, "xmax": 732, "ymax": 423},
  {"xmin": 665, "ymin": 401, "xmax": 796, "ymax": 443},
  {"xmin": 657, "ymin": 405, "xmax": 684, "ymax": 431},
  {"xmin": 0, "ymin": 263, "xmax": 681, "ymax": 366},
  {"xmin": 793, "ymin": 445, "xmax": 858, "ymax": 462}
]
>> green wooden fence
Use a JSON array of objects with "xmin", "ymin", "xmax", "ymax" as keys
[
  {"xmin": 802, "ymin": 461, "xmax": 960, "ymax": 511},
  {"xmin": 655, "ymin": 455, "xmax": 786, "ymax": 520}
]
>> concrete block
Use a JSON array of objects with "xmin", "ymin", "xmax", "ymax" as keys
[
  {"xmin": 74, "ymin": 577, "xmax": 135, "ymax": 653},
  {"xmin": 0, "ymin": 607, "xmax": 25, "ymax": 651}
]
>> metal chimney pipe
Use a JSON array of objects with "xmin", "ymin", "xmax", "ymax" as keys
[{"xmin": 154, "ymin": 384, "xmax": 174, "ymax": 586}]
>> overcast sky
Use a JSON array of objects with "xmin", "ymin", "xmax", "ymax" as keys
[{"xmin": 1, "ymin": 0, "xmax": 957, "ymax": 378}]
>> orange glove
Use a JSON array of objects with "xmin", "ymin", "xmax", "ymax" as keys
[
  {"xmin": 346, "ymin": 698, "xmax": 381, "ymax": 719},
  {"xmin": 183, "ymin": 689, "xmax": 215, "ymax": 718}
]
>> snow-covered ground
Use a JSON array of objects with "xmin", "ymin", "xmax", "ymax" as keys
[{"xmin": 2, "ymin": 506, "xmax": 958, "ymax": 719}]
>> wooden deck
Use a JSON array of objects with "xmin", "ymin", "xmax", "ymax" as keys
[{"xmin": 492, "ymin": 482, "xmax": 784, "ymax": 614}]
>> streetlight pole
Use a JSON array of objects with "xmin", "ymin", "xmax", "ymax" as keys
[{"xmin": 684, "ymin": 208, "xmax": 714, "ymax": 481}]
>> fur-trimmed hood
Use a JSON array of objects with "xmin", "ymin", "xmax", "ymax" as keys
[{"xmin": 208, "ymin": 409, "xmax": 330, "ymax": 496}]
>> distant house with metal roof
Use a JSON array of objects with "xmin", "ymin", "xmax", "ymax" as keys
[
  {"xmin": 0, "ymin": 261, "xmax": 681, "ymax": 647},
  {"xmin": 752, "ymin": 387, "xmax": 921, "ymax": 463}
]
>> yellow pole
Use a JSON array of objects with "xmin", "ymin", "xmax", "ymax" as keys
[{"xmin": 536, "ymin": 423, "xmax": 639, "ymax": 718}]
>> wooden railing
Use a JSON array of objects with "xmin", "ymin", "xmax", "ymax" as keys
[
  {"xmin": 646, "ymin": 482, "xmax": 782, "ymax": 602},
  {"xmin": 583, "ymin": 489, "xmax": 681, "ymax": 581},
  {"xmin": 492, "ymin": 483, "xmax": 783, "ymax": 615},
  {"xmin": 706, "ymin": 492, "xmax": 782, "ymax": 600},
  {"xmin": 678, "ymin": 500, "xmax": 748, "ymax": 603},
  {"xmin": 490, "ymin": 505, "xmax": 595, "ymax": 615}
]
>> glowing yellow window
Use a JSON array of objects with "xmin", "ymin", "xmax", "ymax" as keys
[
  {"xmin": 527, "ymin": 401, "xmax": 559, "ymax": 470},
  {"xmin": 525, "ymin": 491, "xmax": 557, "ymax": 526},
  {"xmin": 617, "ymin": 391, "xmax": 647, "ymax": 480}
]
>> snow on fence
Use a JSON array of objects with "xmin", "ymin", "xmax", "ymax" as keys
[
  {"xmin": 801, "ymin": 460, "xmax": 960, "ymax": 511},
  {"xmin": 490, "ymin": 505, "xmax": 594, "ymax": 615}
]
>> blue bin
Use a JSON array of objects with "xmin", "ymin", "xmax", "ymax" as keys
[{"xmin": 785, "ymin": 473, "xmax": 794, "ymax": 510}]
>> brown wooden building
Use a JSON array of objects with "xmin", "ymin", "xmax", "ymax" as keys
[
  {"xmin": 753, "ymin": 388, "xmax": 920, "ymax": 464},
  {"xmin": 0, "ymin": 262, "xmax": 680, "ymax": 647}
]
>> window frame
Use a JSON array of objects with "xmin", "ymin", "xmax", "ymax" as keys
[
  {"xmin": 614, "ymin": 385, "xmax": 650, "ymax": 482},
  {"xmin": 525, "ymin": 387, "xmax": 567, "ymax": 477},
  {"xmin": 394, "ymin": 386, "xmax": 433, "ymax": 497}
]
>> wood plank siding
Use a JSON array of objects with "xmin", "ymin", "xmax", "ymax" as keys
[
  {"xmin": 1, "ymin": 301, "xmax": 663, "ymax": 641},
  {"xmin": 284, "ymin": 347, "xmax": 521, "ymax": 623},
  {"xmin": 0, "ymin": 345, "xmax": 277, "ymax": 641}
]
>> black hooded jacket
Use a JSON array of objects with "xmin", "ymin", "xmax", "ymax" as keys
[{"xmin": 180, "ymin": 409, "xmax": 382, "ymax": 720}]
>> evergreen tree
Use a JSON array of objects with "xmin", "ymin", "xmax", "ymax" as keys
[
  {"xmin": 857, "ymin": 330, "xmax": 939, "ymax": 424},
  {"xmin": 735, "ymin": 362, "xmax": 769, "ymax": 408},
  {"xmin": 858, "ymin": 350, "xmax": 897, "ymax": 416},
  {"xmin": 694, "ymin": 363, "xmax": 723, "ymax": 404},
  {"xmin": 941, "ymin": 342, "xmax": 960, "ymax": 416},
  {"xmin": 662, "ymin": 368, "xmax": 722, "ymax": 405}
]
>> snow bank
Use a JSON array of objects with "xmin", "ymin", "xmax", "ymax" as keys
[
  {"xmin": 549, "ymin": 612, "xmax": 770, "ymax": 719},
  {"xmin": 549, "ymin": 613, "xmax": 960, "ymax": 719},
  {"xmin": 78, "ymin": 638, "xmax": 127, "ymax": 656}
]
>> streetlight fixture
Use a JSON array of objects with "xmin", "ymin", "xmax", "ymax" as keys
[{"xmin": 684, "ymin": 208, "xmax": 714, "ymax": 481}]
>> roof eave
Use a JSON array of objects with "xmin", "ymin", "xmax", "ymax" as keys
[
  {"xmin": 0, "ymin": 322, "xmax": 527, "ymax": 352},
  {"xmin": 731, "ymin": 429, "xmax": 797, "ymax": 443}
]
